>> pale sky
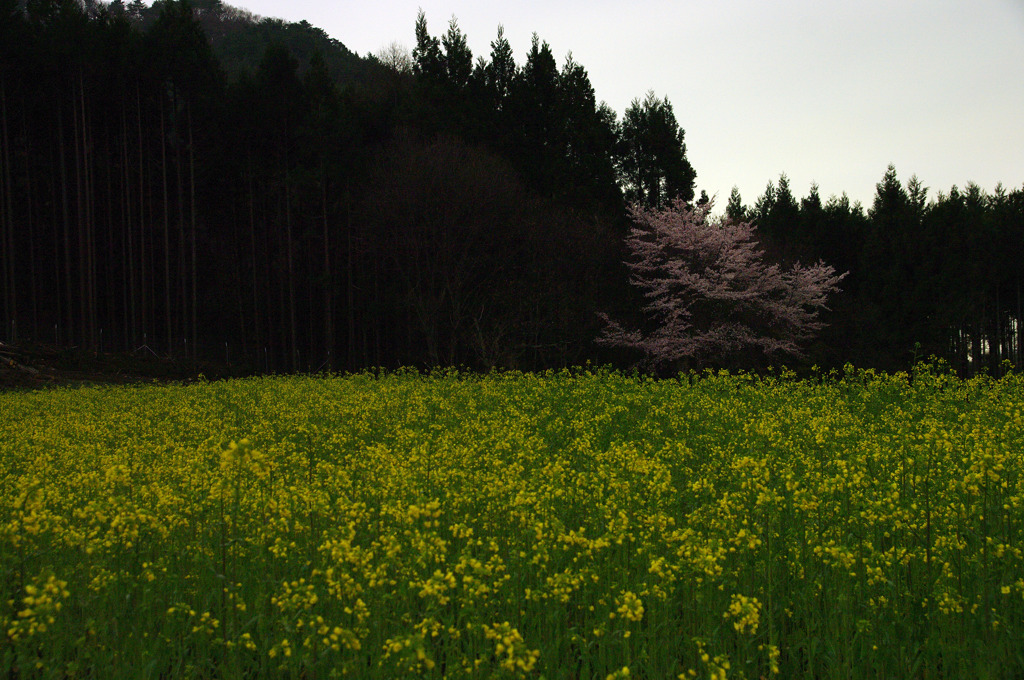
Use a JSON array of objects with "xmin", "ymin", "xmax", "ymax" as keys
[{"xmin": 232, "ymin": 0, "xmax": 1023, "ymax": 209}]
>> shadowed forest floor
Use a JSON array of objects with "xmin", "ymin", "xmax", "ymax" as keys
[{"xmin": 0, "ymin": 340, "xmax": 229, "ymax": 391}]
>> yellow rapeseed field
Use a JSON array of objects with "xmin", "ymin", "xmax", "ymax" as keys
[{"xmin": 1, "ymin": 365, "xmax": 1022, "ymax": 678}]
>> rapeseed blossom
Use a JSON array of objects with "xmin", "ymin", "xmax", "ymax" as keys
[
  {"xmin": 723, "ymin": 594, "xmax": 760, "ymax": 634},
  {"xmin": 0, "ymin": 365, "xmax": 1022, "ymax": 677}
]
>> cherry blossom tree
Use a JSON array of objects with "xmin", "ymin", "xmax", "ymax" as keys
[{"xmin": 598, "ymin": 199, "xmax": 846, "ymax": 367}]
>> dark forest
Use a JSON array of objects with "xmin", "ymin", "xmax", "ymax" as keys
[{"xmin": 1, "ymin": 0, "xmax": 1022, "ymax": 378}]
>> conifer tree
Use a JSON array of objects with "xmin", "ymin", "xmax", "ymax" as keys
[{"xmin": 617, "ymin": 92, "xmax": 695, "ymax": 208}]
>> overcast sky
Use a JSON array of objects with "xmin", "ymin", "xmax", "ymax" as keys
[{"xmin": 232, "ymin": 0, "xmax": 1023, "ymax": 209}]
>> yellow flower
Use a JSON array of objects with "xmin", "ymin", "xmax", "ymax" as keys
[
  {"xmin": 724, "ymin": 594, "xmax": 761, "ymax": 635},
  {"xmin": 616, "ymin": 590, "xmax": 645, "ymax": 622}
]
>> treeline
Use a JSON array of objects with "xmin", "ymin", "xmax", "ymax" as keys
[
  {"xmin": 0, "ymin": 0, "xmax": 1021, "ymax": 375},
  {"xmin": 730, "ymin": 172, "xmax": 1024, "ymax": 375},
  {"xmin": 0, "ymin": 0, "xmax": 695, "ymax": 372}
]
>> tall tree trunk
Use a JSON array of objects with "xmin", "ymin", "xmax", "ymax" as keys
[
  {"xmin": 58, "ymin": 96, "xmax": 74, "ymax": 347},
  {"xmin": 50, "ymin": 165, "xmax": 62, "ymax": 346},
  {"xmin": 74, "ymin": 75, "xmax": 88, "ymax": 350},
  {"xmin": 160, "ymin": 96, "xmax": 172, "ymax": 355},
  {"xmin": 122, "ymin": 101, "xmax": 137, "ymax": 348},
  {"xmin": 118, "ymin": 133, "xmax": 130, "ymax": 350},
  {"xmin": 137, "ymin": 85, "xmax": 148, "ymax": 349},
  {"xmin": 373, "ymin": 243, "xmax": 381, "ymax": 366},
  {"xmin": 995, "ymin": 285, "xmax": 1003, "ymax": 373},
  {"xmin": 103, "ymin": 118, "xmax": 116, "ymax": 351},
  {"xmin": 0, "ymin": 74, "xmax": 13, "ymax": 342},
  {"xmin": 78, "ymin": 71, "xmax": 97, "ymax": 352},
  {"xmin": 248, "ymin": 170, "xmax": 262, "ymax": 366},
  {"xmin": 174, "ymin": 95, "xmax": 187, "ymax": 357},
  {"xmin": 21, "ymin": 96, "xmax": 39, "ymax": 342},
  {"xmin": 188, "ymin": 103, "xmax": 197, "ymax": 364},
  {"xmin": 321, "ymin": 163, "xmax": 333, "ymax": 371},
  {"xmin": 229, "ymin": 200, "xmax": 247, "ymax": 360},
  {"xmin": 972, "ymin": 324, "xmax": 983, "ymax": 375},
  {"xmin": 284, "ymin": 153, "xmax": 297, "ymax": 372},
  {"xmin": 346, "ymin": 185, "xmax": 355, "ymax": 370}
]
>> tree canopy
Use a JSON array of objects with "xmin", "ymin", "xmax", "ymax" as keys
[
  {"xmin": 0, "ymin": 3, "xmax": 1021, "ymax": 377},
  {"xmin": 598, "ymin": 200, "xmax": 845, "ymax": 369},
  {"xmin": 618, "ymin": 92, "xmax": 696, "ymax": 209}
]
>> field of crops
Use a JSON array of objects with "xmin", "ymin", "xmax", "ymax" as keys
[{"xmin": 1, "ymin": 366, "xmax": 1023, "ymax": 679}]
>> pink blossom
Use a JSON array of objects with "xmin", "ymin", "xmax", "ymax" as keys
[{"xmin": 598, "ymin": 199, "xmax": 846, "ymax": 366}]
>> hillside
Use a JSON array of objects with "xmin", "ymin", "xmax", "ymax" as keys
[{"xmin": 126, "ymin": 0, "xmax": 380, "ymax": 84}]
